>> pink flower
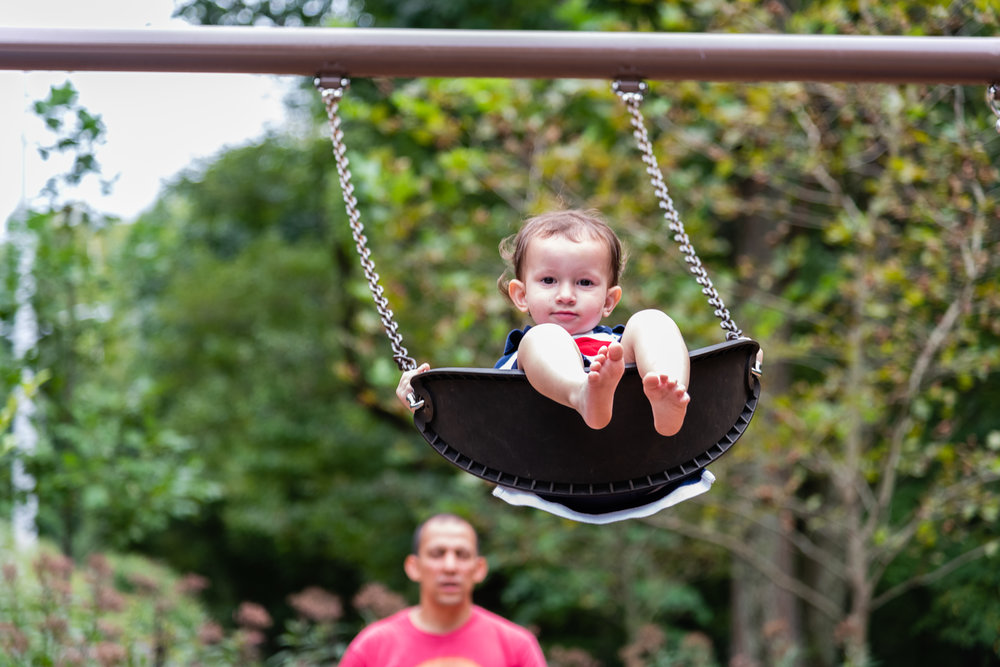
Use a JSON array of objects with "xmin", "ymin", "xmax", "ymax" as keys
[
  {"xmin": 234, "ymin": 601, "xmax": 272, "ymax": 630},
  {"xmin": 352, "ymin": 582, "xmax": 407, "ymax": 620},
  {"xmin": 94, "ymin": 642, "xmax": 127, "ymax": 667},
  {"xmin": 96, "ymin": 588, "xmax": 126, "ymax": 613},
  {"xmin": 288, "ymin": 586, "xmax": 343, "ymax": 623},
  {"xmin": 197, "ymin": 621, "xmax": 225, "ymax": 646},
  {"xmin": 0, "ymin": 622, "xmax": 29, "ymax": 655},
  {"xmin": 126, "ymin": 571, "xmax": 160, "ymax": 595},
  {"xmin": 34, "ymin": 552, "xmax": 74, "ymax": 582},
  {"xmin": 42, "ymin": 614, "xmax": 68, "ymax": 638},
  {"xmin": 176, "ymin": 573, "xmax": 211, "ymax": 596},
  {"xmin": 97, "ymin": 619, "xmax": 124, "ymax": 641},
  {"xmin": 87, "ymin": 554, "xmax": 113, "ymax": 579}
]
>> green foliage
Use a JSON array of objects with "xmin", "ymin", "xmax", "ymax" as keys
[
  {"xmin": 0, "ymin": 534, "xmax": 404, "ymax": 666},
  {"xmin": 0, "ymin": 372, "xmax": 49, "ymax": 458},
  {"xmin": 173, "ymin": 0, "xmax": 574, "ymax": 29},
  {"xmin": 1, "ymin": 87, "xmax": 219, "ymax": 559},
  {"xmin": 618, "ymin": 624, "xmax": 721, "ymax": 667},
  {"xmin": 10, "ymin": 203, "xmax": 220, "ymax": 557},
  {"xmin": 31, "ymin": 82, "xmax": 112, "ymax": 197},
  {"xmin": 630, "ymin": 1, "xmax": 1000, "ymax": 661},
  {"xmin": 0, "ymin": 539, "xmax": 220, "ymax": 665},
  {"xmin": 128, "ymin": 143, "xmax": 460, "ymax": 585},
  {"xmin": 925, "ymin": 546, "xmax": 1000, "ymax": 653}
]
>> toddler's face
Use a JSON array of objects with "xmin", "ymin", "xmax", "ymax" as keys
[{"xmin": 508, "ymin": 234, "xmax": 621, "ymax": 335}]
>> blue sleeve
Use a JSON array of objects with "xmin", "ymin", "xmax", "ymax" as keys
[{"xmin": 495, "ymin": 327, "xmax": 529, "ymax": 369}]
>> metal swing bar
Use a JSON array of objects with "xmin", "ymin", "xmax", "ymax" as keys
[{"xmin": 2, "ymin": 26, "xmax": 999, "ymax": 83}]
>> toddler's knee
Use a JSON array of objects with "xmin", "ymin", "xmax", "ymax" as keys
[
  {"xmin": 628, "ymin": 308, "xmax": 675, "ymax": 328},
  {"xmin": 525, "ymin": 322, "xmax": 566, "ymax": 338},
  {"xmin": 521, "ymin": 323, "xmax": 573, "ymax": 347}
]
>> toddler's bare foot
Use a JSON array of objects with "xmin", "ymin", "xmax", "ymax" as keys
[
  {"xmin": 575, "ymin": 343, "xmax": 625, "ymax": 430},
  {"xmin": 642, "ymin": 372, "xmax": 690, "ymax": 436}
]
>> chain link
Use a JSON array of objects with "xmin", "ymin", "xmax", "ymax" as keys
[
  {"xmin": 613, "ymin": 80, "xmax": 743, "ymax": 341},
  {"xmin": 315, "ymin": 76, "xmax": 416, "ymax": 371}
]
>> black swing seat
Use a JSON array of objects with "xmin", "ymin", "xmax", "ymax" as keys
[{"xmin": 410, "ymin": 337, "xmax": 761, "ymax": 515}]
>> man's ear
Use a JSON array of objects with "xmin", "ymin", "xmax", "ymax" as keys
[
  {"xmin": 404, "ymin": 554, "xmax": 421, "ymax": 583},
  {"xmin": 508, "ymin": 279, "xmax": 530, "ymax": 313},
  {"xmin": 472, "ymin": 556, "xmax": 489, "ymax": 584},
  {"xmin": 603, "ymin": 285, "xmax": 623, "ymax": 317}
]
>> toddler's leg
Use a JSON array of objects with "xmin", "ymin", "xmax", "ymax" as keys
[
  {"xmin": 517, "ymin": 323, "xmax": 625, "ymax": 430},
  {"xmin": 620, "ymin": 309, "xmax": 691, "ymax": 437}
]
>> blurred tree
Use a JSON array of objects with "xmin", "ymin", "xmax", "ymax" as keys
[
  {"xmin": 638, "ymin": 4, "xmax": 1000, "ymax": 664},
  {"xmin": 1, "ymin": 83, "xmax": 219, "ymax": 558},
  {"xmin": 173, "ymin": 0, "xmax": 573, "ymax": 29}
]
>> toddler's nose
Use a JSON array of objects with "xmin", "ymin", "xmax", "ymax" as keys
[{"xmin": 556, "ymin": 285, "xmax": 575, "ymax": 302}]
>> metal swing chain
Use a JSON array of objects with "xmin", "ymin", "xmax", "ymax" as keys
[
  {"xmin": 315, "ymin": 76, "xmax": 417, "ymax": 372},
  {"xmin": 613, "ymin": 80, "xmax": 743, "ymax": 341},
  {"xmin": 988, "ymin": 83, "xmax": 1000, "ymax": 134}
]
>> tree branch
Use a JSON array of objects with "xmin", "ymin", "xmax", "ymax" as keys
[
  {"xmin": 643, "ymin": 512, "xmax": 844, "ymax": 620},
  {"xmin": 699, "ymin": 491, "xmax": 850, "ymax": 582},
  {"xmin": 870, "ymin": 470, "xmax": 1000, "ymax": 585},
  {"xmin": 870, "ymin": 280, "xmax": 975, "ymax": 537},
  {"xmin": 870, "ymin": 541, "xmax": 997, "ymax": 611}
]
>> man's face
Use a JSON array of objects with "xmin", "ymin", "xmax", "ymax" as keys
[{"xmin": 405, "ymin": 518, "xmax": 487, "ymax": 608}]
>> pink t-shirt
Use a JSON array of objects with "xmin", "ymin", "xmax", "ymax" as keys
[{"xmin": 338, "ymin": 605, "xmax": 546, "ymax": 667}]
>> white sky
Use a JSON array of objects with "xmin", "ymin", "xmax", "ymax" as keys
[{"xmin": 1, "ymin": 0, "xmax": 294, "ymax": 221}]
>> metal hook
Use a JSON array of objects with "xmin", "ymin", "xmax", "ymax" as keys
[
  {"xmin": 987, "ymin": 83, "xmax": 1000, "ymax": 133},
  {"xmin": 407, "ymin": 391, "xmax": 425, "ymax": 411}
]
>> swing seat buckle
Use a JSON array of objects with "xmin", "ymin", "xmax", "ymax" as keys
[
  {"xmin": 749, "ymin": 348, "xmax": 763, "ymax": 381},
  {"xmin": 407, "ymin": 391, "xmax": 426, "ymax": 412}
]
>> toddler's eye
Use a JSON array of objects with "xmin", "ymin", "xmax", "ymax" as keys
[
  {"xmin": 540, "ymin": 277, "xmax": 556, "ymax": 285},
  {"xmin": 578, "ymin": 279, "xmax": 594, "ymax": 287}
]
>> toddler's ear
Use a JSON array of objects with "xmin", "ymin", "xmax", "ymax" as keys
[
  {"xmin": 603, "ymin": 285, "xmax": 622, "ymax": 316},
  {"xmin": 508, "ymin": 279, "xmax": 530, "ymax": 313}
]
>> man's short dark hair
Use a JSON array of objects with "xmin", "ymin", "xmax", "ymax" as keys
[{"xmin": 411, "ymin": 514, "xmax": 478, "ymax": 555}]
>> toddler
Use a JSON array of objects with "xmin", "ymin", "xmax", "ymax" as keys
[{"xmin": 400, "ymin": 209, "xmax": 689, "ymax": 436}]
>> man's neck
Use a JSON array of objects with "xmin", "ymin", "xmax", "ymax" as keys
[{"xmin": 409, "ymin": 602, "xmax": 474, "ymax": 635}]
